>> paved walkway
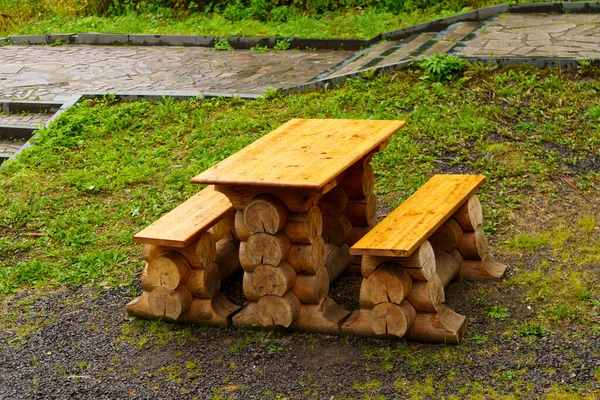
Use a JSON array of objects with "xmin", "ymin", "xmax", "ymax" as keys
[{"xmin": 0, "ymin": 46, "xmax": 352, "ymax": 101}]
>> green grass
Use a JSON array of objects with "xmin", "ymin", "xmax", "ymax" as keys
[{"xmin": 0, "ymin": 64, "xmax": 598, "ymax": 307}]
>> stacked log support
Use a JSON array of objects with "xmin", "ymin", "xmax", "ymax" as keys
[
  {"xmin": 127, "ymin": 212, "xmax": 241, "ymax": 326},
  {"xmin": 233, "ymin": 196, "xmax": 349, "ymax": 334},
  {"xmin": 343, "ymin": 241, "xmax": 466, "ymax": 343},
  {"xmin": 453, "ymin": 195, "xmax": 507, "ymax": 280}
]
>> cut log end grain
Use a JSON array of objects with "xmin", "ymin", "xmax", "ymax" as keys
[
  {"xmin": 341, "ymin": 309, "xmax": 395, "ymax": 338},
  {"xmin": 292, "ymin": 267, "xmax": 330, "ymax": 304},
  {"xmin": 428, "ymin": 217, "xmax": 463, "ymax": 253},
  {"xmin": 239, "ymin": 241, "xmax": 254, "ymax": 272},
  {"xmin": 287, "ymin": 236, "xmax": 325, "ymax": 274},
  {"xmin": 344, "ymin": 192, "xmax": 377, "ymax": 226},
  {"xmin": 322, "ymin": 214, "xmax": 352, "ymax": 246},
  {"xmin": 460, "ymin": 254, "xmax": 507, "ymax": 280},
  {"xmin": 126, "ymin": 291, "xmax": 153, "ymax": 319},
  {"xmin": 184, "ymin": 262, "xmax": 221, "ymax": 298},
  {"xmin": 148, "ymin": 286, "xmax": 193, "ymax": 321},
  {"xmin": 251, "ymin": 262, "xmax": 296, "ymax": 297},
  {"xmin": 244, "ymin": 194, "xmax": 289, "ymax": 234},
  {"xmin": 283, "ymin": 206, "xmax": 323, "ymax": 244},
  {"xmin": 243, "ymin": 271, "xmax": 260, "ymax": 302},
  {"xmin": 453, "ymin": 195, "xmax": 483, "ymax": 231},
  {"xmin": 234, "ymin": 210, "xmax": 251, "ymax": 241},
  {"xmin": 215, "ymin": 238, "xmax": 241, "ymax": 280},
  {"xmin": 232, "ymin": 301, "xmax": 261, "ymax": 328},
  {"xmin": 359, "ymin": 263, "xmax": 413, "ymax": 309},
  {"xmin": 319, "ymin": 187, "xmax": 349, "ymax": 217},
  {"xmin": 246, "ymin": 232, "xmax": 291, "ymax": 266},
  {"xmin": 456, "ymin": 224, "xmax": 489, "ymax": 260},
  {"xmin": 371, "ymin": 301, "xmax": 417, "ymax": 337},
  {"xmin": 146, "ymin": 251, "xmax": 191, "ymax": 291},
  {"xmin": 143, "ymin": 230, "xmax": 216, "ymax": 269},
  {"xmin": 257, "ymin": 292, "xmax": 301, "ymax": 328},
  {"xmin": 361, "ymin": 240, "xmax": 436, "ymax": 279},
  {"xmin": 405, "ymin": 305, "xmax": 467, "ymax": 344},
  {"xmin": 177, "ymin": 293, "xmax": 240, "ymax": 327}
]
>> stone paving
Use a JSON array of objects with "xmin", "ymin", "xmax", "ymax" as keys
[
  {"xmin": 0, "ymin": 112, "xmax": 53, "ymax": 126},
  {"xmin": 0, "ymin": 45, "xmax": 353, "ymax": 101},
  {"xmin": 0, "ymin": 140, "xmax": 25, "ymax": 154},
  {"xmin": 458, "ymin": 13, "xmax": 600, "ymax": 58}
]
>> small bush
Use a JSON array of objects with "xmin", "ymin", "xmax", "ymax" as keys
[
  {"xmin": 419, "ymin": 53, "xmax": 469, "ymax": 82},
  {"xmin": 214, "ymin": 37, "xmax": 234, "ymax": 50}
]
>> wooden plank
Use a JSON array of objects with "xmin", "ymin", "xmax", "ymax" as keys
[
  {"xmin": 350, "ymin": 175, "xmax": 486, "ymax": 257},
  {"xmin": 191, "ymin": 119, "xmax": 406, "ymax": 190},
  {"xmin": 133, "ymin": 186, "xmax": 233, "ymax": 248}
]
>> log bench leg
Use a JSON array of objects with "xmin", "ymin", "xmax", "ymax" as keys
[{"xmin": 126, "ymin": 212, "xmax": 242, "ymax": 326}]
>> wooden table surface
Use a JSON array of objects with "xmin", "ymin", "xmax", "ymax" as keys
[{"xmin": 191, "ymin": 119, "xmax": 406, "ymax": 191}]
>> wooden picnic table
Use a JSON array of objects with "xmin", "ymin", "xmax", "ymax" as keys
[{"xmin": 191, "ymin": 118, "xmax": 406, "ymax": 332}]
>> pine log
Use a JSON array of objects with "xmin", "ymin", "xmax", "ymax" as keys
[
  {"xmin": 287, "ymin": 236, "xmax": 325, "ymax": 274},
  {"xmin": 345, "ymin": 263, "xmax": 362, "ymax": 277},
  {"xmin": 177, "ymin": 293, "xmax": 240, "ymax": 327},
  {"xmin": 404, "ymin": 305, "xmax": 467, "ymax": 344},
  {"xmin": 250, "ymin": 262, "xmax": 296, "ymax": 297},
  {"xmin": 346, "ymin": 225, "xmax": 374, "ymax": 246},
  {"xmin": 344, "ymin": 192, "xmax": 377, "ymax": 226},
  {"xmin": 361, "ymin": 241, "xmax": 435, "ymax": 279},
  {"xmin": 246, "ymin": 232, "xmax": 291, "ymax": 266},
  {"xmin": 234, "ymin": 210, "xmax": 251, "ymax": 241},
  {"xmin": 435, "ymin": 249, "xmax": 463, "ymax": 287},
  {"xmin": 283, "ymin": 206, "xmax": 323, "ymax": 244},
  {"xmin": 322, "ymin": 214, "xmax": 352, "ymax": 246},
  {"xmin": 125, "ymin": 291, "xmax": 153, "ymax": 319},
  {"xmin": 148, "ymin": 286, "xmax": 193, "ymax": 321},
  {"xmin": 141, "ymin": 264, "xmax": 153, "ymax": 292},
  {"xmin": 238, "ymin": 241, "xmax": 255, "ymax": 272},
  {"xmin": 291, "ymin": 297, "xmax": 351, "ymax": 335},
  {"xmin": 184, "ymin": 262, "xmax": 221, "ymax": 299},
  {"xmin": 257, "ymin": 292, "xmax": 301, "ymax": 328},
  {"xmin": 209, "ymin": 210, "xmax": 237, "ymax": 241},
  {"xmin": 144, "ymin": 231, "xmax": 216, "ymax": 268},
  {"xmin": 371, "ymin": 301, "xmax": 417, "ymax": 337},
  {"xmin": 350, "ymin": 152, "xmax": 375, "ymax": 169},
  {"xmin": 341, "ymin": 309, "xmax": 394, "ymax": 338},
  {"xmin": 232, "ymin": 301, "xmax": 261, "ymax": 328},
  {"xmin": 215, "ymin": 184, "xmax": 321, "ymax": 213},
  {"xmin": 359, "ymin": 263, "xmax": 413, "ymax": 308},
  {"xmin": 292, "ymin": 267, "xmax": 330, "ymax": 304},
  {"xmin": 340, "ymin": 164, "xmax": 375, "ymax": 199},
  {"xmin": 453, "ymin": 195, "xmax": 483, "ymax": 231},
  {"xmin": 428, "ymin": 218, "xmax": 463, "ymax": 253},
  {"xmin": 456, "ymin": 225, "xmax": 489, "ymax": 260},
  {"xmin": 406, "ymin": 275, "xmax": 445, "ymax": 313},
  {"xmin": 460, "ymin": 254, "xmax": 507, "ymax": 280},
  {"xmin": 145, "ymin": 251, "xmax": 191, "ymax": 291},
  {"xmin": 215, "ymin": 238, "xmax": 241, "ymax": 280},
  {"xmin": 244, "ymin": 194, "xmax": 289, "ymax": 234},
  {"xmin": 319, "ymin": 187, "xmax": 349, "ymax": 218},
  {"xmin": 324, "ymin": 243, "xmax": 353, "ymax": 283},
  {"xmin": 242, "ymin": 271, "xmax": 261, "ymax": 301}
]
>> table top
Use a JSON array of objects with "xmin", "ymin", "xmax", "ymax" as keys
[
  {"xmin": 191, "ymin": 119, "xmax": 406, "ymax": 190},
  {"xmin": 350, "ymin": 174, "xmax": 487, "ymax": 257}
]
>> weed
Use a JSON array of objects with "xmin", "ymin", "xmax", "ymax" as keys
[
  {"xmin": 263, "ymin": 87, "xmax": 282, "ymax": 100},
  {"xmin": 487, "ymin": 306, "xmax": 510, "ymax": 319},
  {"xmin": 250, "ymin": 44, "xmax": 268, "ymax": 51},
  {"xmin": 273, "ymin": 38, "xmax": 291, "ymax": 50},
  {"xmin": 214, "ymin": 37, "xmax": 233, "ymax": 51},
  {"xmin": 519, "ymin": 325, "xmax": 550, "ymax": 337},
  {"xmin": 419, "ymin": 53, "xmax": 469, "ymax": 82},
  {"xmin": 267, "ymin": 344, "xmax": 283, "ymax": 354}
]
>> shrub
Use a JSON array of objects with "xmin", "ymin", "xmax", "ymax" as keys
[{"xmin": 419, "ymin": 53, "xmax": 469, "ymax": 82}]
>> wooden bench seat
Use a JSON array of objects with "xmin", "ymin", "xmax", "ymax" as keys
[
  {"xmin": 133, "ymin": 185, "xmax": 234, "ymax": 248},
  {"xmin": 350, "ymin": 174, "xmax": 487, "ymax": 257},
  {"xmin": 345, "ymin": 174, "xmax": 506, "ymax": 344}
]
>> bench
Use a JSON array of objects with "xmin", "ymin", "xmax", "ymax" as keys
[
  {"xmin": 346, "ymin": 174, "xmax": 507, "ymax": 344},
  {"xmin": 126, "ymin": 185, "xmax": 242, "ymax": 326}
]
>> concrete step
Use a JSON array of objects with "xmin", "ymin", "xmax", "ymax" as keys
[
  {"xmin": 327, "ymin": 40, "xmax": 401, "ymax": 78},
  {"xmin": 0, "ymin": 100, "xmax": 63, "ymax": 114},
  {"xmin": 0, "ymin": 112, "xmax": 53, "ymax": 127},
  {"xmin": 0, "ymin": 124, "xmax": 37, "ymax": 140},
  {"xmin": 420, "ymin": 21, "xmax": 480, "ymax": 57},
  {"xmin": 377, "ymin": 32, "xmax": 437, "ymax": 65}
]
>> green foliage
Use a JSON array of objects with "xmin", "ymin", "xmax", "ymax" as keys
[
  {"xmin": 250, "ymin": 44, "xmax": 268, "ymax": 51},
  {"xmin": 487, "ymin": 306, "xmax": 510, "ymax": 319},
  {"xmin": 214, "ymin": 37, "xmax": 234, "ymax": 50},
  {"xmin": 273, "ymin": 38, "xmax": 291, "ymax": 50},
  {"xmin": 519, "ymin": 325, "xmax": 550, "ymax": 337},
  {"xmin": 419, "ymin": 53, "xmax": 469, "ymax": 82}
]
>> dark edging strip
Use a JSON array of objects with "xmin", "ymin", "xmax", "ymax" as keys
[
  {"xmin": 0, "ymin": 100, "xmax": 63, "ymax": 114},
  {"xmin": 4, "ymin": 2, "xmax": 600, "ymax": 51}
]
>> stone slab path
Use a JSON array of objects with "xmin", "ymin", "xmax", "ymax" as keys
[
  {"xmin": 458, "ymin": 13, "xmax": 600, "ymax": 57},
  {"xmin": 0, "ymin": 45, "xmax": 353, "ymax": 101}
]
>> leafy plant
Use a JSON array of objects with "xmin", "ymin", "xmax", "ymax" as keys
[
  {"xmin": 263, "ymin": 87, "xmax": 282, "ymax": 100},
  {"xmin": 214, "ymin": 37, "xmax": 233, "ymax": 51},
  {"xmin": 273, "ymin": 38, "xmax": 291, "ymax": 50},
  {"xmin": 267, "ymin": 344, "xmax": 283, "ymax": 354},
  {"xmin": 251, "ymin": 44, "xmax": 268, "ymax": 51},
  {"xmin": 519, "ymin": 325, "xmax": 550, "ymax": 337},
  {"xmin": 419, "ymin": 53, "xmax": 469, "ymax": 82},
  {"xmin": 487, "ymin": 306, "xmax": 510, "ymax": 319}
]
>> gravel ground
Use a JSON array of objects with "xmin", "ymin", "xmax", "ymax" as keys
[{"xmin": 1, "ymin": 261, "xmax": 599, "ymax": 400}]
